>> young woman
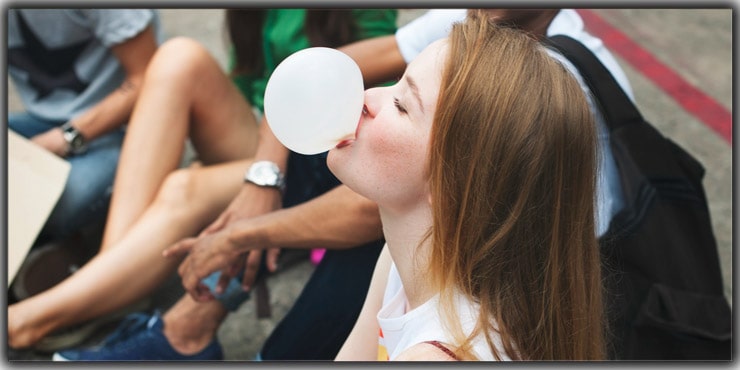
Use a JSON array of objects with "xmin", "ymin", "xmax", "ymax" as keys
[
  {"xmin": 331, "ymin": 14, "xmax": 604, "ymax": 360},
  {"xmin": 9, "ymin": 9, "xmax": 396, "ymax": 360}
]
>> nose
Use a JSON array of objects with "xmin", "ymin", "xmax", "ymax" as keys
[{"xmin": 362, "ymin": 87, "xmax": 383, "ymax": 118}]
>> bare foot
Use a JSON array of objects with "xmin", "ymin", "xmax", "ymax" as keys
[{"xmin": 7, "ymin": 302, "xmax": 55, "ymax": 349}]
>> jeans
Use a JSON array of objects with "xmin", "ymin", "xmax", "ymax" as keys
[
  {"xmin": 259, "ymin": 239, "xmax": 384, "ymax": 360},
  {"xmin": 9, "ymin": 112, "xmax": 125, "ymax": 242}
]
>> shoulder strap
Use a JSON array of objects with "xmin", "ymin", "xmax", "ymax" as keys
[
  {"xmin": 546, "ymin": 35, "xmax": 642, "ymax": 132},
  {"xmin": 423, "ymin": 340, "xmax": 459, "ymax": 360}
]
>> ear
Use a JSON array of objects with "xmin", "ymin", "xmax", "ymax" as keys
[{"xmin": 424, "ymin": 180, "xmax": 433, "ymax": 205}]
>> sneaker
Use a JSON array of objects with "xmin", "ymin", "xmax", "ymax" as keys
[{"xmin": 52, "ymin": 311, "xmax": 224, "ymax": 361}]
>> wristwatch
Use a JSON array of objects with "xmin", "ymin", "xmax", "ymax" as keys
[
  {"xmin": 60, "ymin": 121, "xmax": 87, "ymax": 155},
  {"xmin": 244, "ymin": 161, "xmax": 285, "ymax": 193}
]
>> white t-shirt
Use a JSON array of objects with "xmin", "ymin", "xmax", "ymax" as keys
[
  {"xmin": 395, "ymin": 9, "xmax": 467, "ymax": 63},
  {"xmin": 395, "ymin": 9, "xmax": 633, "ymax": 236},
  {"xmin": 377, "ymin": 262, "xmax": 511, "ymax": 361}
]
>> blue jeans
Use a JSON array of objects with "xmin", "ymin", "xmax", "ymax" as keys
[{"xmin": 9, "ymin": 112, "xmax": 125, "ymax": 242}]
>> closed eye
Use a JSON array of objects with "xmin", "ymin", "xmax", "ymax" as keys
[{"xmin": 393, "ymin": 97, "xmax": 408, "ymax": 114}]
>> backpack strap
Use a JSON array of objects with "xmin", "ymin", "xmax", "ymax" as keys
[{"xmin": 546, "ymin": 35, "xmax": 642, "ymax": 132}]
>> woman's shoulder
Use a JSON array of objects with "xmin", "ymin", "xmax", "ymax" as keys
[{"xmin": 394, "ymin": 341, "xmax": 458, "ymax": 361}]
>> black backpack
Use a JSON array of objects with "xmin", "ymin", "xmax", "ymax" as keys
[{"xmin": 547, "ymin": 35, "xmax": 731, "ymax": 360}]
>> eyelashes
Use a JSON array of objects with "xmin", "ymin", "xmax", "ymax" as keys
[{"xmin": 393, "ymin": 97, "xmax": 408, "ymax": 114}]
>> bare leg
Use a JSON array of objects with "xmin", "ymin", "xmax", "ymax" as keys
[
  {"xmin": 162, "ymin": 297, "xmax": 228, "ymax": 355},
  {"xmin": 8, "ymin": 38, "xmax": 260, "ymax": 350},
  {"xmin": 8, "ymin": 160, "xmax": 252, "ymax": 349},
  {"xmin": 101, "ymin": 37, "xmax": 259, "ymax": 249}
]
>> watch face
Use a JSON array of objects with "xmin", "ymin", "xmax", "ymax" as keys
[
  {"xmin": 255, "ymin": 165, "xmax": 278, "ymax": 185},
  {"xmin": 71, "ymin": 135, "xmax": 84, "ymax": 150},
  {"xmin": 248, "ymin": 161, "xmax": 282, "ymax": 187},
  {"xmin": 62, "ymin": 125, "xmax": 86, "ymax": 154}
]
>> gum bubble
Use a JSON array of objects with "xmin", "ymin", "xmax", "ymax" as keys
[{"xmin": 264, "ymin": 47, "xmax": 364, "ymax": 155}]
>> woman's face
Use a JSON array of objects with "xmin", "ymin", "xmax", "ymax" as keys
[{"xmin": 328, "ymin": 39, "xmax": 447, "ymax": 212}]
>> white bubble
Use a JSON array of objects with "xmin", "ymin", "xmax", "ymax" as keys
[{"xmin": 264, "ymin": 47, "xmax": 364, "ymax": 155}]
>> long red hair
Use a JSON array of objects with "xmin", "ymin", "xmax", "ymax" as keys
[{"xmin": 427, "ymin": 13, "xmax": 604, "ymax": 360}]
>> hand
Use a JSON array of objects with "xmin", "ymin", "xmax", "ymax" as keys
[
  {"xmin": 31, "ymin": 128, "xmax": 69, "ymax": 157},
  {"xmin": 165, "ymin": 183, "xmax": 282, "ymax": 299},
  {"xmin": 164, "ymin": 226, "xmax": 242, "ymax": 301},
  {"xmin": 164, "ymin": 217, "xmax": 281, "ymax": 301},
  {"xmin": 202, "ymin": 184, "xmax": 282, "ymax": 289},
  {"xmin": 216, "ymin": 246, "xmax": 281, "ymax": 294}
]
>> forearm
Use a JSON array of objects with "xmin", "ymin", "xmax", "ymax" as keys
[
  {"xmin": 70, "ymin": 25, "xmax": 158, "ymax": 140},
  {"xmin": 254, "ymin": 116, "xmax": 290, "ymax": 172},
  {"xmin": 69, "ymin": 78, "xmax": 142, "ymax": 140},
  {"xmin": 340, "ymin": 34, "xmax": 407, "ymax": 87},
  {"xmin": 231, "ymin": 184, "xmax": 382, "ymax": 251}
]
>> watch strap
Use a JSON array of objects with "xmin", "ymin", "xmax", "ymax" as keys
[{"xmin": 60, "ymin": 121, "xmax": 87, "ymax": 155}]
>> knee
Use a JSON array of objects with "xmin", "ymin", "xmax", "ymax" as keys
[
  {"xmin": 144, "ymin": 37, "xmax": 215, "ymax": 86},
  {"xmin": 153, "ymin": 168, "xmax": 199, "ymax": 213}
]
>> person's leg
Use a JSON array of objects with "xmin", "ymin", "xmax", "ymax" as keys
[
  {"xmin": 52, "ymin": 125, "xmax": 348, "ymax": 359},
  {"xmin": 6, "ymin": 113, "xmax": 114, "ymax": 242},
  {"xmin": 161, "ymin": 296, "xmax": 229, "ymax": 354},
  {"xmin": 41, "ymin": 129, "xmax": 124, "ymax": 240},
  {"xmin": 161, "ymin": 257, "xmax": 274, "ymax": 355},
  {"xmin": 253, "ymin": 151, "xmax": 384, "ymax": 360},
  {"xmin": 101, "ymin": 37, "xmax": 259, "ymax": 250},
  {"xmin": 90, "ymin": 151, "xmax": 341, "ymax": 358},
  {"xmin": 8, "ymin": 159, "xmax": 251, "ymax": 349},
  {"xmin": 258, "ymin": 240, "xmax": 383, "ymax": 360},
  {"xmin": 8, "ymin": 112, "xmax": 59, "ymax": 138}
]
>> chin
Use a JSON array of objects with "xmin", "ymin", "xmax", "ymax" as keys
[
  {"xmin": 326, "ymin": 150, "xmax": 366, "ymax": 197},
  {"xmin": 326, "ymin": 149, "xmax": 344, "ymax": 181}
]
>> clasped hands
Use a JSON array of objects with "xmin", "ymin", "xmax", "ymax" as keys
[{"xmin": 164, "ymin": 186, "xmax": 281, "ymax": 302}]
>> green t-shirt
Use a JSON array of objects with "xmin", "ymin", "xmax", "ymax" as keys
[{"xmin": 230, "ymin": 9, "xmax": 397, "ymax": 112}]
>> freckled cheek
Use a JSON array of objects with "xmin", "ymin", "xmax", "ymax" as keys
[{"xmin": 367, "ymin": 132, "xmax": 427, "ymax": 183}]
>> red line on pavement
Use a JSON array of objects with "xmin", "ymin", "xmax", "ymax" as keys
[{"xmin": 577, "ymin": 9, "xmax": 732, "ymax": 144}]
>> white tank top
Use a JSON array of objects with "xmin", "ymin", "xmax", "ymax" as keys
[{"xmin": 376, "ymin": 263, "xmax": 512, "ymax": 360}]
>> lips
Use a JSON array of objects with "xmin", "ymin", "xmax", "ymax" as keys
[
  {"xmin": 335, "ymin": 139, "xmax": 353, "ymax": 149},
  {"xmin": 355, "ymin": 104, "xmax": 368, "ymax": 138},
  {"xmin": 334, "ymin": 104, "xmax": 367, "ymax": 150}
]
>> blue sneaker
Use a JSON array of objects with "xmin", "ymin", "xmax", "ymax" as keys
[{"xmin": 52, "ymin": 311, "xmax": 224, "ymax": 361}]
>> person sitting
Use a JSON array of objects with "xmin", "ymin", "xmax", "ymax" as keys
[
  {"xmin": 179, "ymin": 13, "xmax": 606, "ymax": 360},
  {"xmin": 8, "ymin": 9, "xmax": 159, "ymax": 300},
  {"xmin": 50, "ymin": 8, "xmax": 633, "ymax": 361},
  {"xmin": 8, "ymin": 9, "xmax": 397, "ymax": 359},
  {"xmin": 161, "ymin": 8, "xmax": 632, "ymax": 361}
]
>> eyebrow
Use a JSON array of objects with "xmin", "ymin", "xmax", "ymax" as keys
[{"xmin": 406, "ymin": 75, "xmax": 425, "ymax": 114}]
